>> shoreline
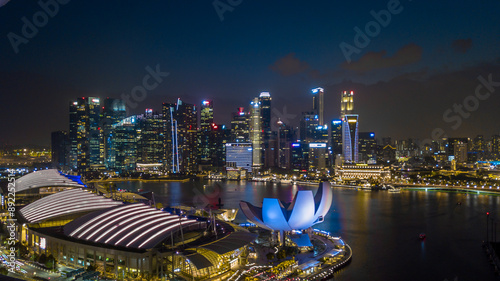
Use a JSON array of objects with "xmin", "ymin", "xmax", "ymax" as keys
[{"xmin": 85, "ymin": 177, "xmax": 191, "ymax": 183}]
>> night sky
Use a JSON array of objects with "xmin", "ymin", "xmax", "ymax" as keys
[{"xmin": 1, "ymin": 1, "xmax": 500, "ymax": 146}]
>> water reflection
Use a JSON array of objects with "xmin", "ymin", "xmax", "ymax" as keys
[{"xmin": 113, "ymin": 181, "xmax": 499, "ymax": 281}]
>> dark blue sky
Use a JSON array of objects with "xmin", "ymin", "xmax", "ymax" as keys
[{"xmin": 1, "ymin": 0, "xmax": 500, "ymax": 145}]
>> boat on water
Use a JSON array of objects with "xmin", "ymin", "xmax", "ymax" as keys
[
  {"xmin": 419, "ymin": 233, "xmax": 426, "ymax": 240},
  {"xmin": 388, "ymin": 188, "xmax": 401, "ymax": 193}
]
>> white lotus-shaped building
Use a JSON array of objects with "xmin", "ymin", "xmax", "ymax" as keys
[{"xmin": 239, "ymin": 181, "xmax": 333, "ymax": 231}]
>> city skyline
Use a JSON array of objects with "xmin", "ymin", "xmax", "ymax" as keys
[{"xmin": 1, "ymin": 1, "xmax": 500, "ymax": 145}]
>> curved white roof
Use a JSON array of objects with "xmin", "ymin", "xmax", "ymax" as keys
[
  {"xmin": 240, "ymin": 181, "xmax": 333, "ymax": 231},
  {"xmin": 20, "ymin": 189, "xmax": 123, "ymax": 223},
  {"xmin": 64, "ymin": 203, "xmax": 199, "ymax": 249},
  {"xmin": 15, "ymin": 169, "xmax": 85, "ymax": 193}
]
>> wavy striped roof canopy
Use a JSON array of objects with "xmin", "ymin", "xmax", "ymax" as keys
[
  {"xmin": 64, "ymin": 203, "xmax": 199, "ymax": 249},
  {"xmin": 20, "ymin": 189, "xmax": 123, "ymax": 223},
  {"xmin": 15, "ymin": 169, "xmax": 85, "ymax": 193}
]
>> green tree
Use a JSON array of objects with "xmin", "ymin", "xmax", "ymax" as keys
[
  {"xmin": 45, "ymin": 254, "xmax": 57, "ymax": 270},
  {"xmin": 277, "ymin": 249, "xmax": 286, "ymax": 260},
  {"xmin": 87, "ymin": 263, "xmax": 96, "ymax": 272},
  {"xmin": 38, "ymin": 253, "xmax": 47, "ymax": 265}
]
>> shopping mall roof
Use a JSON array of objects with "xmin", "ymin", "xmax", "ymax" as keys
[
  {"xmin": 197, "ymin": 231, "xmax": 257, "ymax": 255},
  {"xmin": 64, "ymin": 203, "xmax": 200, "ymax": 249},
  {"xmin": 19, "ymin": 189, "xmax": 123, "ymax": 223},
  {"xmin": 15, "ymin": 169, "xmax": 85, "ymax": 193},
  {"xmin": 182, "ymin": 251, "xmax": 213, "ymax": 270}
]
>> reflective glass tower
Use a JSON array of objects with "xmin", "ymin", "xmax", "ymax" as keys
[
  {"xmin": 312, "ymin": 87, "xmax": 324, "ymax": 125},
  {"xmin": 342, "ymin": 114, "xmax": 359, "ymax": 163}
]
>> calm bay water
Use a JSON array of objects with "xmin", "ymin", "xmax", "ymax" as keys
[{"xmin": 115, "ymin": 180, "xmax": 499, "ymax": 281}]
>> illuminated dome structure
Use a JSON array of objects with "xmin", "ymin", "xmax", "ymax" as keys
[{"xmin": 239, "ymin": 181, "xmax": 333, "ymax": 231}]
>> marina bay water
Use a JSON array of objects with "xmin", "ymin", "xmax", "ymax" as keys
[{"xmin": 115, "ymin": 180, "xmax": 499, "ymax": 280}]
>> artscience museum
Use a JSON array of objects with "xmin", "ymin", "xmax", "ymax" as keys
[{"xmin": 239, "ymin": 181, "xmax": 333, "ymax": 231}]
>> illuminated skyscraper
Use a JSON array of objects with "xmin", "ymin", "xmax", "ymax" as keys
[
  {"xmin": 259, "ymin": 92, "xmax": 272, "ymax": 140},
  {"xmin": 69, "ymin": 97, "xmax": 103, "ymax": 174},
  {"xmin": 331, "ymin": 119, "xmax": 343, "ymax": 157},
  {"xmin": 230, "ymin": 107, "xmax": 249, "ymax": 143},
  {"xmin": 249, "ymin": 97, "xmax": 263, "ymax": 169},
  {"xmin": 342, "ymin": 114, "xmax": 359, "ymax": 163},
  {"xmin": 162, "ymin": 102, "xmax": 178, "ymax": 173},
  {"xmin": 312, "ymin": 87, "xmax": 324, "ymax": 125},
  {"xmin": 259, "ymin": 92, "xmax": 272, "ymax": 167},
  {"xmin": 102, "ymin": 98, "xmax": 126, "ymax": 168},
  {"xmin": 51, "ymin": 131, "xmax": 69, "ymax": 170},
  {"xmin": 359, "ymin": 132, "xmax": 377, "ymax": 163},
  {"xmin": 107, "ymin": 116, "xmax": 138, "ymax": 172},
  {"xmin": 199, "ymin": 100, "xmax": 215, "ymax": 166},
  {"xmin": 162, "ymin": 99, "xmax": 197, "ymax": 173},
  {"xmin": 137, "ymin": 109, "xmax": 164, "ymax": 165},
  {"xmin": 340, "ymin": 90, "xmax": 354, "ymax": 117}
]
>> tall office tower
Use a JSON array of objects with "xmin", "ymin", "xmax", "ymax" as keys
[
  {"xmin": 312, "ymin": 87, "xmax": 325, "ymax": 125},
  {"xmin": 162, "ymin": 102, "xmax": 178, "ymax": 173},
  {"xmin": 259, "ymin": 92, "xmax": 272, "ymax": 139},
  {"xmin": 492, "ymin": 135, "xmax": 500, "ymax": 160},
  {"xmin": 69, "ymin": 97, "xmax": 103, "ymax": 174},
  {"xmin": 199, "ymin": 100, "xmax": 215, "ymax": 166},
  {"xmin": 69, "ymin": 101, "xmax": 78, "ymax": 170},
  {"xmin": 137, "ymin": 109, "xmax": 164, "ymax": 164},
  {"xmin": 308, "ymin": 142, "xmax": 328, "ymax": 173},
  {"xmin": 277, "ymin": 121, "xmax": 295, "ymax": 170},
  {"xmin": 300, "ymin": 112, "xmax": 320, "ymax": 142},
  {"xmin": 291, "ymin": 142, "xmax": 307, "ymax": 171},
  {"xmin": 87, "ymin": 97, "xmax": 103, "ymax": 167},
  {"xmin": 230, "ymin": 107, "xmax": 249, "ymax": 143},
  {"xmin": 259, "ymin": 92, "xmax": 272, "ymax": 167},
  {"xmin": 102, "ymin": 98, "xmax": 126, "ymax": 168},
  {"xmin": 51, "ymin": 131, "xmax": 69, "ymax": 170},
  {"xmin": 300, "ymin": 112, "xmax": 328, "ymax": 171},
  {"xmin": 213, "ymin": 124, "xmax": 230, "ymax": 168},
  {"xmin": 107, "ymin": 116, "xmax": 138, "ymax": 172},
  {"xmin": 331, "ymin": 119, "xmax": 343, "ymax": 157},
  {"xmin": 359, "ymin": 132, "xmax": 377, "ymax": 163},
  {"xmin": 249, "ymin": 97, "xmax": 263, "ymax": 169},
  {"xmin": 225, "ymin": 143, "xmax": 253, "ymax": 172},
  {"xmin": 447, "ymin": 138, "xmax": 469, "ymax": 164},
  {"xmin": 472, "ymin": 135, "xmax": 486, "ymax": 161},
  {"xmin": 342, "ymin": 114, "xmax": 359, "ymax": 163},
  {"xmin": 340, "ymin": 90, "xmax": 354, "ymax": 117},
  {"xmin": 162, "ymin": 99, "xmax": 198, "ymax": 173}
]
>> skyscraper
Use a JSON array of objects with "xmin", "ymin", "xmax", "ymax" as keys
[
  {"xmin": 359, "ymin": 132, "xmax": 377, "ymax": 163},
  {"xmin": 102, "ymin": 98, "xmax": 126, "ymax": 169},
  {"xmin": 342, "ymin": 114, "xmax": 359, "ymax": 163},
  {"xmin": 69, "ymin": 97, "xmax": 103, "ymax": 174},
  {"xmin": 259, "ymin": 92, "xmax": 272, "ymax": 140},
  {"xmin": 340, "ymin": 90, "xmax": 354, "ymax": 117},
  {"xmin": 331, "ymin": 119, "xmax": 343, "ymax": 158},
  {"xmin": 107, "ymin": 116, "xmax": 139, "ymax": 172},
  {"xmin": 312, "ymin": 87, "xmax": 324, "ymax": 125},
  {"xmin": 51, "ymin": 131, "xmax": 69, "ymax": 170},
  {"xmin": 162, "ymin": 99, "xmax": 198, "ymax": 173},
  {"xmin": 162, "ymin": 102, "xmax": 178, "ymax": 173},
  {"xmin": 259, "ymin": 92, "xmax": 272, "ymax": 168},
  {"xmin": 340, "ymin": 91, "xmax": 358, "ymax": 163},
  {"xmin": 199, "ymin": 100, "xmax": 215, "ymax": 166},
  {"xmin": 249, "ymin": 97, "xmax": 263, "ymax": 169},
  {"xmin": 230, "ymin": 107, "xmax": 249, "ymax": 143},
  {"xmin": 137, "ymin": 109, "xmax": 164, "ymax": 165}
]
